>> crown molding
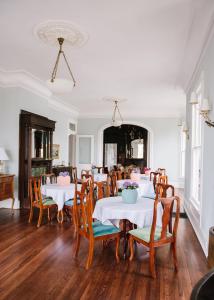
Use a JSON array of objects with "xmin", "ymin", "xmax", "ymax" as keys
[
  {"xmin": 0, "ymin": 68, "xmax": 79, "ymax": 119},
  {"xmin": 184, "ymin": 12, "xmax": 214, "ymax": 94}
]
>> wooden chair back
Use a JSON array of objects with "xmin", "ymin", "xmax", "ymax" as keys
[
  {"xmin": 96, "ymin": 178, "xmax": 111, "ymax": 200},
  {"xmin": 73, "ymin": 188, "xmax": 93, "ymax": 237},
  {"xmin": 157, "ymin": 168, "xmax": 166, "ymax": 175},
  {"xmin": 150, "ymin": 171, "xmax": 161, "ymax": 189},
  {"xmin": 71, "ymin": 167, "xmax": 77, "ymax": 182},
  {"xmin": 150, "ymin": 196, "xmax": 180, "ymax": 243},
  {"xmin": 110, "ymin": 174, "xmax": 118, "ymax": 196},
  {"xmin": 41, "ymin": 173, "xmax": 56, "ymax": 185},
  {"xmin": 29, "ymin": 177, "xmax": 43, "ymax": 206},
  {"xmin": 158, "ymin": 175, "xmax": 168, "ymax": 185},
  {"xmin": 156, "ymin": 183, "xmax": 175, "ymax": 198}
]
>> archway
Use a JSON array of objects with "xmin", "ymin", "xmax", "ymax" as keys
[{"xmin": 97, "ymin": 121, "xmax": 154, "ymax": 169}]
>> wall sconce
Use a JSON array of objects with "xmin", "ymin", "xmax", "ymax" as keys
[
  {"xmin": 200, "ymin": 98, "xmax": 214, "ymax": 127},
  {"xmin": 182, "ymin": 122, "xmax": 189, "ymax": 139},
  {"xmin": 189, "ymin": 91, "xmax": 198, "ymax": 105}
]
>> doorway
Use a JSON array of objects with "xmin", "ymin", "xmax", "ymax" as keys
[{"xmin": 103, "ymin": 124, "xmax": 148, "ymax": 169}]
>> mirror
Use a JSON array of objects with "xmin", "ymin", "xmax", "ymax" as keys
[
  {"xmin": 32, "ymin": 129, "xmax": 51, "ymax": 159},
  {"xmin": 130, "ymin": 139, "xmax": 144, "ymax": 159}
]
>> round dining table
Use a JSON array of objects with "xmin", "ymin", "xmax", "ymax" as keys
[
  {"xmin": 41, "ymin": 183, "xmax": 81, "ymax": 222},
  {"xmin": 117, "ymin": 179, "xmax": 155, "ymax": 199},
  {"xmin": 93, "ymin": 195, "xmax": 163, "ymax": 257},
  {"xmin": 93, "ymin": 195, "xmax": 162, "ymax": 228}
]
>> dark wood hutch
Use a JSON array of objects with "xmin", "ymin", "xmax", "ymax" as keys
[{"xmin": 19, "ymin": 110, "xmax": 56, "ymax": 208}]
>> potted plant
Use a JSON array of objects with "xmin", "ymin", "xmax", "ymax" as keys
[{"xmin": 122, "ymin": 181, "xmax": 139, "ymax": 204}]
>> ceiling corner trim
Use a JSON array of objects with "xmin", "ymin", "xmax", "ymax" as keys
[
  {"xmin": 185, "ymin": 13, "xmax": 214, "ymax": 94},
  {"xmin": 0, "ymin": 67, "xmax": 79, "ymax": 118}
]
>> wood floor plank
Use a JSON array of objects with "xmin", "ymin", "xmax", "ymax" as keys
[{"xmin": 0, "ymin": 207, "xmax": 208, "ymax": 300}]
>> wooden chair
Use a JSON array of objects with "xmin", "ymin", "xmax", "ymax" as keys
[
  {"xmin": 71, "ymin": 167, "xmax": 77, "ymax": 182},
  {"xmin": 96, "ymin": 178, "xmax": 111, "ymax": 200},
  {"xmin": 41, "ymin": 173, "xmax": 57, "ymax": 185},
  {"xmin": 156, "ymin": 183, "xmax": 175, "ymax": 233},
  {"xmin": 28, "ymin": 177, "xmax": 57, "ymax": 228},
  {"xmin": 158, "ymin": 175, "xmax": 168, "ymax": 185},
  {"xmin": 157, "ymin": 168, "xmax": 166, "ymax": 175},
  {"xmin": 64, "ymin": 182, "xmax": 88, "ymax": 232},
  {"xmin": 150, "ymin": 172, "xmax": 161, "ymax": 189},
  {"xmin": 156, "ymin": 183, "xmax": 175, "ymax": 198},
  {"xmin": 110, "ymin": 174, "xmax": 118, "ymax": 196},
  {"xmin": 74, "ymin": 188, "xmax": 121, "ymax": 269},
  {"xmin": 129, "ymin": 196, "xmax": 180, "ymax": 278}
]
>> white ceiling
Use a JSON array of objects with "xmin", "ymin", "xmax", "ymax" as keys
[{"xmin": 0, "ymin": 0, "xmax": 214, "ymax": 118}]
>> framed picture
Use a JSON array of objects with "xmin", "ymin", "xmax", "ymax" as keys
[{"xmin": 52, "ymin": 144, "xmax": 60, "ymax": 159}]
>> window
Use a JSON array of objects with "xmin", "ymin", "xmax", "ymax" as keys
[
  {"xmin": 191, "ymin": 82, "xmax": 203, "ymax": 210},
  {"xmin": 180, "ymin": 129, "xmax": 186, "ymax": 178}
]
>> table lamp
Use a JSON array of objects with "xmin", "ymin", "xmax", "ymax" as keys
[{"xmin": 0, "ymin": 147, "xmax": 9, "ymax": 174}]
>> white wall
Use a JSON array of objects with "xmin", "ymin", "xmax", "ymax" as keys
[
  {"xmin": 77, "ymin": 117, "xmax": 182, "ymax": 186},
  {"xmin": 185, "ymin": 29, "xmax": 214, "ymax": 256},
  {"xmin": 0, "ymin": 87, "xmax": 77, "ymax": 208}
]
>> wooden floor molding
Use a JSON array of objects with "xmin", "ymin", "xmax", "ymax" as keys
[{"xmin": 0, "ymin": 208, "xmax": 208, "ymax": 300}]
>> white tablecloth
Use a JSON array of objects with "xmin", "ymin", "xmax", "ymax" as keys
[
  {"xmin": 130, "ymin": 173, "xmax": 150, "ymax": 181},
  {"xmin": 93, "ymin": 173, "xmax": 107, "ymax": 182},
  {"xmin": 117, "ymin": 179, "xmax": 155, "ymax": 199},
  {"xmin": 41, "ymin": 183, "xmax": 81, "ymax": 211},
  {"xmin": 93, "ymin": 196, "xmax": 163, "ymax": 228}
]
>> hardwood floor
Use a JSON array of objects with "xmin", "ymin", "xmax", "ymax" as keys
[{"xmin": 0, "ymin": 208, "xmax": 208, "ymax": 300}]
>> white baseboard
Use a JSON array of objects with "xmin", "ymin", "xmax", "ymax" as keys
[{"xmin": 184, "ymin": 201, "xmax": 208, "ymax": 256}]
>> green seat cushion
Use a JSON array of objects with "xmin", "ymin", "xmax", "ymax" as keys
[
  {"xmin": 64, "ymin": 197, "xmax": 81, "ymax": 207},
  {"xmin": 92, "ymin": 221, "xmax": 120, "ymax": 237},
  {"xmin": 129, "ymin": 226, "xmax": 172, "ymax": 243},
  {"xmin": 42, "ymin": 198, "xmax": 56, "ymax": 206}
]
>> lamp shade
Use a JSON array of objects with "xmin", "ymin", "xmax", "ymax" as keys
[
  {"xmin": 46, "ymin": 78, "xmax": 74, "ymax": 94},
  {"xmin": 182, "ymin": 122, "xmax": 188, "ymax": 132},
  {"xmin": 200, "ymin": 98, "xmax": 210, "ymax": 112},
  {"xmin": 190, "ymin": 92, "xmax": 198, "ymax": 104},
  {"xmin": 0, "ymin": 148, "xmax": 9, "ymax": 160}
]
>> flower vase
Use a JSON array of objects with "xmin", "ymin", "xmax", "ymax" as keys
[{"xmin": 122, "ymin": 189, "xmax": 138, "ymax": 204}]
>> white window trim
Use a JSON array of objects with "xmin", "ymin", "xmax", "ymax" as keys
[{"xmin": 190, "ymin": 72, "xmax": 205, "ymax": 214}]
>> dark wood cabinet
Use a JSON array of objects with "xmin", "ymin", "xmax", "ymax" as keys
[
  {"xmin": 0, "ymin": 174, "xmax": 15, "ymax": 209},
  {"xmin": 19, "ymin": 110, "xmax": 56, "ymax": 208}
]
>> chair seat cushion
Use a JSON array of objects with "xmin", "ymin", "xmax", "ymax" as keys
[
  {"xmin": 64, "ymin": 198, "xmax": 81, "ymax": 207},
  {"xmin": 42, "ymin": 198, "xmax": 56, "ymax": 206},
  {"xmin": 92, "ymin": 221, "xmax": 120, "ymax": 237},
  {"xmin": 129, "ymin": 226, "xmax": 172, "ymax": 243},
  {"xmin": 64, "ymin": 199, "xmax": 74, "ymax": 206}
]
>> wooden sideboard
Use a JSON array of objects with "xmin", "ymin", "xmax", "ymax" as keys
[{"xmin": 0, "ymin": 174, "xmax": 15, "ymax": 210}]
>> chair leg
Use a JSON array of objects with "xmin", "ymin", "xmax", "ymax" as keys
[
  {"xmin": 172, "ymin": 241, "xmax": 178, "ymax": 272},
  {"xmin": 48, "ymin": 208, "xmax": 51, "ymax": 222},
  {"xmin": 149, "ymin": 247, "xmax": 156, "ymax": 279},
  {"xmin": 74, "ymin": 234, "xmax": 81, "ymax": 258},
  {"xmin": 37, "ymin": 208, "xmax": 43, "ymax": 228},
  {"xmin": 115, "ymin": 236, "xmax": 120, "ymax": 263},
  {"xmin": 129, "ymin": 236, "xmax": 134, "ymax": 261},
  {"xmin": 86, "ymin": 239, "xmax": 94, "ymax": 270},
  {"xmin": 28, "ymin": 205, "xmax": 34, "ymax": 223}
]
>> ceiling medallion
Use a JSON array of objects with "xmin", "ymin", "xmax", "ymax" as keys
[{"xmin": 34, "ymin": 20, "xmax": 88, "ymax": 47}]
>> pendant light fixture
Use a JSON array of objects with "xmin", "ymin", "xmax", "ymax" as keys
[
  {"xmin": 46, "ymin": 37, "xmax": 76, "ymax": 93},
  {"xmin": 111, "ymin": 100, "xmax": 123, "ymax": 127}
]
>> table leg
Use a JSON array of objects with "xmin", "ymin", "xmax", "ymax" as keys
[
  {"xmin": 57, "ymin": 210, "xmax": 64, "ymax": 224},
  {"xmin": 123, "ymin": 219, "xmax": 128, "ymax": 259}
]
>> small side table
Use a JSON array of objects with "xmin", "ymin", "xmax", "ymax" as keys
[{"xmin": 0, "ymin": 174, "xmax": 15, "ymax": 212}]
